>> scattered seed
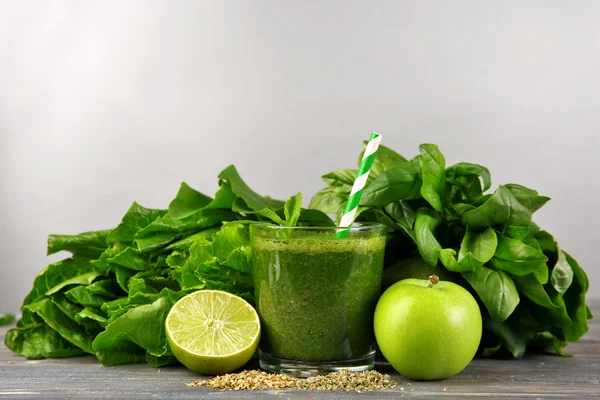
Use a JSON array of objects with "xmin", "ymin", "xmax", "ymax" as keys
[
  {"xmin": 407, "ymin": 382, "xmax": 411, "ymax": 385},
  {"xmin": 410, "ymin": 388, "xmax": 415, "ymax": 392},
  {"xmin": 8, "ymin": 360, "xmax": 14, "ymax": 364},
  {"xmin": 442, "ymin": 387, "xmax": 447, "ymax": 392},
  {"xmin": 187, "ymin": 369, "xmax": 396, "ymax": 392}
]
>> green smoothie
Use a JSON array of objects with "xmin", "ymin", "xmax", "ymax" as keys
[{"xmin": 251, "ymin": 231, "xmax": 385, "ymax": 362}]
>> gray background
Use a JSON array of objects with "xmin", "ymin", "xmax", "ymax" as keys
[{"xmin": 1, "ymin": 0, "xmax": 598, "ymax": 312}]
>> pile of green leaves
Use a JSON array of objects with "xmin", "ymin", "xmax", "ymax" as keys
[
  {"xmin": 310, "ymin": 143, "xmax": 592, "ymax": 358},
  {"xmin": 5, "ymin": 165, "xmax": 329, "ymax": 366}
]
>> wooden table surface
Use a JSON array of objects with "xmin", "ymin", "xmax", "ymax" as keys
[{"xmin": 1, "ymin": 300, "xmax": 599, "ymax": 400}]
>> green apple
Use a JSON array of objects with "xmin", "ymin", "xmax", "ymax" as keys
[{"xmin": 374, "ymin": 275, "xmax": 482, "ymax": 380}]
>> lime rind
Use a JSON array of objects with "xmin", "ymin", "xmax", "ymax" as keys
[{"xmin": 166, "ymin": 290, "xmax": 260, "ymax": 358}]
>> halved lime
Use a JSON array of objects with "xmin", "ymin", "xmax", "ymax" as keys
[{"xmin": 165, "ymin": 290, "xmax": 260, "ymax": 375}]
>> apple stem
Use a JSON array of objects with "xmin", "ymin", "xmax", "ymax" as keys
[{"xmin": 428, "ymin": 275, "xmax": 439, "ymax": 287}]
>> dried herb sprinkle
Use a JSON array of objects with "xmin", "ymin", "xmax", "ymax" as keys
[{"xmin": 187, "ymin": 369, "xmax": 396, "ymax": 392}]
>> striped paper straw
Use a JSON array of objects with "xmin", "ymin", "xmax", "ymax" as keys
[{"xmin": 336, "ymin": 132, "xmax": 382, "ymax": 238}]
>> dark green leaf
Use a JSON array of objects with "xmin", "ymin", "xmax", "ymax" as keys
[
  {"xmin": 483, "ymin": 313, "xmax": 526, "ymax": 358},
  {"xmin": 308, "ymin": 186, "xmax": 348, "ymax": 214},
  {"xmin": 322, "ymin": 169, "xmax": 358, "ymax": 188},
  {"xmin": 298, "ymin": 209, "xmax": 335, "ymax": 226},
  {"xmin": 458, "ymin": 227, "xmax": 498, "ymax": 268},
  {"xmin": 446, "ymin": 162, "xmax": 492, "ymax": 191},
  {"xmin": 504, "ymin": 184, "xmax": 551, "ymax": 213},
  {"xmin": 463, "ymin": 266, "xmax": 520, "ymax": 322},
  {"xmin": 551, "ymin": 249, "xmax": 574, "ymax": 295},
  {"xmin": 490, "ymin": 235, "xmax": 548, "ymax": 276},
  {"xmin": 562, "ymin": 252, "xmax": 590, "ymax": 342},
  {"xmin": 511, "ymin": 274, "xmax": 557, "ymax": 309},
  {"xmin": 414, "ymin": 209, "xmax": 442, "ymax": 266},
  {"xmin": 47, "ymin": 230, "xmax": 110, "ymax": 258},
  {"xmin": 360, "ymin": 163, "xmax": 421, "ymax": 207},
  {"xmin": 418, "ymin": 144, "xmax": 446, "ymax": 212},
  {"xmin": 462, "ymin": 185, "xmax": 531, "ymax": 230},
  {"xmin": 359, "ymin": 143, "xmax": 408, "ymax": 177}
]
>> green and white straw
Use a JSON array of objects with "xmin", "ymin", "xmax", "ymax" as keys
[{"xmin": 336, "ymin": 132, "xmax": 382, "ymax": 238}]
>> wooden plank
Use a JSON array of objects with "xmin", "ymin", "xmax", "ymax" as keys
[{"xmin": 1, "ymin": 300, "xmax": 598, "ymax": 399}]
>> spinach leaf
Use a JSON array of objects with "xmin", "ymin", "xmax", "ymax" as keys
[
  {"xmin": 298, "ymin": 209, "xmax": 335, "ymax": 226},
  {"xmin": 322, "ymin": 169, "xmax": 359, "ymax": 188},
  {"xmin": 463, "ymin": 266, "xmax": 519, "ymax": 322},
  {"xmin": 458, "ymin": 227, "xmax": 498, "ymax": 269},
  {"xmin": 168, "ymin": 182, "xmax": 212, "ymax": 219},
  {"xmin": 504, "ymin": 184, "xmax": 551, "ymax": 213},
  {"xmin": 446, "ymin": 162, "xmax": 492, "ymax": 191},
  {"xmin": 418, "ymin": 144, "xmax": 446, "ymax": 212},
  {"xmin": 490, "ymin": 235, "xmax": 548, "ymax": 276},
  {"xmin": 414, "ymin": 209, "xmax": 442, "ymax": 266},
  {"xmin": 47, "ymin": 230, "xmax": 110, "ymax": 258},
  {"xmin": 360, "ymin": 163, "xmax": 421, "ymax": 207},
  {"xmin": 483, "ymin": 313, "xmax": 526, "ymax": 358},
  {"xmin": 359, "ymin": 143, "xmax": 408, "ymax": 177},
  {"xmin": 384, "ymin": 200, "xmax": 416, "ymax": 239},
  {"xmin": 309, "ymin": 187, "xmax": 348, "ymax": 214},
  {"xmin": 462, "ymin": 185, "xmax": 531, "ymax": 230},
  {"xmin": 562, "ymin": 252, "xmax": 591, "ymax": 342},
  {"xmin": 510, "ymin": 274, "xmax": 557, "ymax": 309},
  {"xmin": 550, "ymin": 249, "xmax": 574, "ymax": 295}
]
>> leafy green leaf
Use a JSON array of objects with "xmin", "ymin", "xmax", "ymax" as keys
[
  {"xmin": 92, "ymin": 295, "xmax": 176, "ymax": 366},
  {"xmin": 511, "ymin": 274, "xmax": 557, "ymax": 309},
  {"xmin": 283, "ymin": 192, "xmax": 303, "ymax": 227},
  {"xmin": 310, "ymin": 186, "xmax": 350, "ymax": 215},
  {"xmin": 0, "ymin": 313, "xmax": 15, "ymax": 326},
  {"xmin": 5, "ymin": 324, "xmax": 86, "ymax": 359},
  {"xmin": 322, "ymin": 169, "xmax": 358, "ymax": 188},
  {"xmin": 21, "ymin": 257, "xmax": 101, "ymax": 310},
  {"xmin": 446, "ymin": 162, "xmax": 492, "ymax": 191},
  {"xmin": 106, "ymin": 203, "xmax": 167, "ymax": 244},
  {"xmin": 218, "ymin": 165, "xmax": 283, "ymax": 211},
  {"xmin": 414, "ymin": 209, "xmax": 442, "ymax": 266},
  {"xmin": 490, "ymin": 235, "xmax": 548, "ymax": 276},
  {"xmin": 360, "ymin": 163, "xmax": 421, "ymax": 207},
  {"xmin": 462, "ymin": 186, "xmax": 531, "ymax": 230},
  {"xmin": 24, "ymin": 298, "xmax": 95, "ymax": 354},
  {"xmin": 551, "ymin": 249, "xmax": 574, "ymax": 295},
  {"xmin": 168, "ymin": 182, "xmax": 212, "ymax": 219},
  {"xmin": 463, "ymin": 266, "xmax": 520, "ymax": 322},
  {"xmin": 418, "ymin": 144, "xmax": 446, "ymax": 212},
  {"xmin": 504, "ymin": 184, "xmax": 551, "ymax": 213},
  {"xmin": 359, "ymin": 143, "xmax": 408, "ymax": 177},
  {"xmin": 483, "ymin": 313, "xmax": 526, "ymax": 358},
  {"xmin": 47, "ymin": 230, "xmax": 110, "ymax": 258},
  {"xmin": 458, "ymin": 227, "xmax": 497, "ymax": 268},
  {"xmin": 562, "ymin": 252, "xmax": 590, "ymax": 342}
]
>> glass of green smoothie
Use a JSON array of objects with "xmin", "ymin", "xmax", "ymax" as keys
[{"xmin": 250, "ymin": 222, "xmax": 386, "ymax": 377}]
